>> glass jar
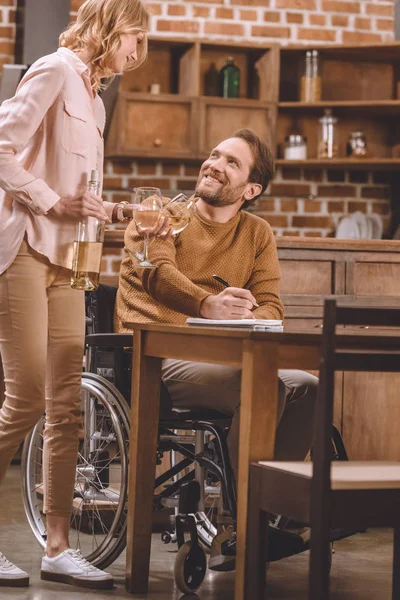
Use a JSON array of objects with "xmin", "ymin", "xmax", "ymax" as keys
[
  {"xmin": 284, "ymin": 135, "xmax": 307, "ymax": 160},
  {"xmin": 300, "ymin": 50, "xmax": 322, "ymax": 102},
  {"xmin": 219, "ymin": 57, "xmax": 241, "ymax": 99},
  {"xmin": 346, "ymin": 131, "xmax": 369, "ymax": 158},
  {"xmin": 318, "ymin": 109, "xmax": 338, "ymax": 159}
]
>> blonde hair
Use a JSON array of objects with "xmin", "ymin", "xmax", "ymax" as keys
[{"xmin": 60, "ymin": 0, "xmax": 149, "ymax": 91}]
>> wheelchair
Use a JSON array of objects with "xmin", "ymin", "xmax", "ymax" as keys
[{"xmin": 20, "ymin": 284, "xmax": 350, "ymax": 594}]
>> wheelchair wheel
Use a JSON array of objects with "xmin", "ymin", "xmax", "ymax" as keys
[
  {"xmin": 21, "ymin": 373, "xmax": 129, "ymax": 569},
  {"xmin": 174, "ymin": 541, "xmax": 207, "ymax": 594}
]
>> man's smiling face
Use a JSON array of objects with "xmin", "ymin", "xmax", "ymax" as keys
[{"xmin": 195, "ymin": 137, "xmax": 256, "ymax": 207}]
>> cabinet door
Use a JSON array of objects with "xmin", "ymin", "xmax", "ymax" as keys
[
  {"xmin": 198, "ymin": 98, "xmax": 275, "ymax": 155},
  {"xmin": 105, "ymin": 93, "xmax": 199, "ymax": 159}
]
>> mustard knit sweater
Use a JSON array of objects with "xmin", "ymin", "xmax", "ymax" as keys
[{"xmin": 115, "ymin": 210, "xmax": 284, "ymax": 332}]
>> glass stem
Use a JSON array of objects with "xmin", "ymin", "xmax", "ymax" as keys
[{"xmin": 143, "ymin": 234, "xmax": 150, "ymax": 263}]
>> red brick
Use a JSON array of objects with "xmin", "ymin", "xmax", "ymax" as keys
[
  {"xmin": 240, "ymin": 9, "xmax": 258, "ymax": 20},
  {"xmin": 286, "ymin": 12, "xmax": 304, "ymax": 23},
  {"xmin": 137, "ymin": 161, "xmax": 157, "ymax": 175},
  {"xmin": 103, "ymin": 177, "xmax": 123, "ymax": 189},
  {"xmin": 189, "ymin": 0, "xmax": 220, "ymax": 3},
  {"xmin": 157, "ymin": 20, "xmax": 199, "ymax": 34},
  {"xmin": 270, "ymin": 183, "xmax": 311, "ymax": 196},
  {"xmin": 292, "ymin": 215, "xmax": 333, "ymax": 228},
  {"xmin": 147, "ymin": 3, "xmax": 162, "ymax": 16},
  {"xmin": 322, "ymin": 0, "xmax": 360, "ymax": 13},
  {"xmin": 0, "ymin": 40, "xmax": 14, "ymax": 54},
  {"xmin": 70, "ymin": 0, "xmax": 84, "ymax": 11},
  {"xmin": 193, "ymin": 6, "xmax": 210, "ymax": 18},
  {"xmin": 348, "ymin": 201, "xmax": 367, "ymax": 213},
  {"xmin": 0, "ymin": 25, "xmax": 13, "ymax": 38},
  {"xmin": 162, "ymin": 163, "xmax": 181, "ymax": 176},
  {"xmin": 261, "ymin": 215, "xmax": 289, "ymax": 227},
  {"xmin": 281, "ymin": 167, "xmax": 302, "ymax": 179},
  {"xmin": 309, "ymin": 14, "xmax": 326, "ymax": 26},
  {"xmin": 177, "ymin": 179, "xmax": 197, "ymax": 190},
  {"xmin": 215, "ymin": 7, "xmax": 234, "ymax": 19},
  {"xmin": 111, "ymin": 193, "xmax": 132, "ymax": 204},
  {"xmin": 342, "ymin": 30, "xmax": 382, "ymax": 43},
  {"xmin": 185, "ymin": 163, "xmax": 202, "ymax": 176},
  {"xmin": 297, "ymin": 27, "xmax": 336, "ymax": 41},
  {"xmin": 276, "ymin": 0, "xmax": 316, "ymax": 8},
  {"xmin": 318, "ymin": 185, "xmax": 357, "ymax": 197},
  {"xmin": 204, "ymin": 22, "xmax": 244, "ymax": 36},
  {"xmin": 328, "ymin": 201, "xmax": 345, "ymax": 212},
  {"xmin": 331, "ymin": 15, "xmax": 348, "ymax": 27},
  {"xmin": 256, "ymin": 198, "xmax": 276, "ymax": 211},
  {"xmin": 365, "ymin": 3, "xmax": 393, "ymax": 17},
  {"xmin": 252, "ymin": 25, "xmax": 291, "ymax": 37},
  {"xmin": 354, "ymin": 17, "xmax": 371, "ymax": 29},
  {"xmin": 231, "ymin": 0, "xmax": 270, "ymax": 5},
  {"xmin": 304, "ymin": 168, "xmax": 323, "ymax": 181},
  {"xmin": 167, "ymin": 5, "xmax": 186, "ymax": 16},
  {"xmin": 372, "ymin": 202, "xmax": 390, "ymax": 215},
  {"xmin": 376, "ymin": 18, "xmax": 394, "ymax": 31},
  {"xmin": 128, "ymin": 177, "xmax": 170, "ymax": 189},
  {"xmin": 111, "ymin": 259, "xmax": 123, "ymax": 273},
  {"xmin": 282, "ymin": 230, "xmax": 301, "ymax": 236},
  {"xmin": 110, "ymin": 161, "xmax": 134, "ymax": 175},
  {"xmin": 361, "ymin": 186, "xmax": 390, "ymax": 199},
  {"xmin": 280, "ymin": 198, "xmax": 298, "ymax": 212},
  {"xmin": 303, "ymin": 199, "xmax": 322, "ymax": 212},
  {"xmin": 264, "ymin": 11, "xmax": 281, "ymax": 22}
]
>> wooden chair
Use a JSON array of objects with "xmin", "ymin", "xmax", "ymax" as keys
[{"xmin": 246, "ymin": 299, "xmax": 400, "ymax": 600}]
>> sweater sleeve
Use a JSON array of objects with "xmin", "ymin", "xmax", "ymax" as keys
[
  {"xmin": 124, "ymin": 221, "xmax": 210, "ymax": 317},
  {"xmin": 0, "ymin": 60, "xmax": 66, "ymax": 215},
  {"xmin": 246, "ymin": 224, "xmax": 285, "ymax": 320}
]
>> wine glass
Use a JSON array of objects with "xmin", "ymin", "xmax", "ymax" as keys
[
  {"xmin": 131, "ymin": 187, "xmax": 163, "ymax": 268},
  {"xmin": 163, "ymin": 193, "xmax": 197, "ymax": 235},
  {"xmin": 129, "ymin": 193, "xmax": 196, "ymax": 264}
]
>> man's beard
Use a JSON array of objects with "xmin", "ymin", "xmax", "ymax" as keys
[{"xmin": 195, "ymin": 174, "xmax": 245, "ymax": 207}]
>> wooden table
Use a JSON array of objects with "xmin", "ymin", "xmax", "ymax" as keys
[{"xmin": 124, "ymin": 322, "xmax": 400, "ymax": 599}]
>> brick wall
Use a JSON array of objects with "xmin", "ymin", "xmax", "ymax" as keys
[{"xmin": 0, "ymin": 0, "xmax": 395, "ymax": 259}]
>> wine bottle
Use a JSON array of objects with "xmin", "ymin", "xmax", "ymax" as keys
[
  {"xmin": 219, "ymin": 57, "xmax": 241, "ymax": 99},
  {"xmin": 70, "ymin": 169, "xmax": 104, "ymax": 291}
]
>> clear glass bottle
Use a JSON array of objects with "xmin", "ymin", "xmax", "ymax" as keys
[
  {"xmin": 300, "ymin": 50, "xmax": 322, "ymax": 102},
  {"xmin": 318, "ymin": 109, "xmax": 338, "ymax": 159},
  {"xmin": 346, "ymin": 131, "xmax": 369, "ymax": 158},
  {"xmin": 219, "ymin": 57, "xmax": 241, "ymax": 99},
  {"xmin": 71, "ymin": 169, "xmax": 105, "ymax": 291}
]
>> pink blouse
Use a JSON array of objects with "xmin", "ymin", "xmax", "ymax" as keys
[{"xmin": 0, "ymin": 47, "xmax": 115, "ymax": 274}]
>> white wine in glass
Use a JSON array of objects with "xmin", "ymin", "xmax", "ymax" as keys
[
  {"xmin": 132, "ymin": 187, "xmax": 163, "ymax": 268},
  {"xmin": 164, "ymin": 193, "xmax": 197, "ymax": 235}
]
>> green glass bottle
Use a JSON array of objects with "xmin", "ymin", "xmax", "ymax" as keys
[{"xmin": 219, "ymin": 57, "xmax": 241, "ymax": 99}]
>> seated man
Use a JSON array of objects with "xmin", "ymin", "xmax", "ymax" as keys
[{"xmin": 115, "ymin": 128, "xmax": 318, "ymax": 570}]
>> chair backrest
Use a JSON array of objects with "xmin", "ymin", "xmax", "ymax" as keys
[
  {"xmin": 312, "ymin": 299, "xmax": 400, "ymax": 497},
  {"xmin": 86, "ymin": 284, "xmax": 118, "ymax": 335}
]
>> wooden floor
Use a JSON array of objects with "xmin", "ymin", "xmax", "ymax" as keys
[{"xmin": 0, "ymin": 465, "xmax": 394, "ymax": 599}]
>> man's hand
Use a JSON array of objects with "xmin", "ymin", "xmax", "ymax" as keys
[
  {"xmin": 200, "ymin": 288, "xmax": 257, "ymax": 320},
  {"xmin": 125, "ymin": 200, "xmax": 173, "ymax": 239},
  {"xmin": 48, "ymin": 192, "xmax": 110, "ymax": 222}
]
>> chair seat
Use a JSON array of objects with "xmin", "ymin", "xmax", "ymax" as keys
[{"xmin": 258, "ymin": 461, "xmax": 400, "ymax": 490}]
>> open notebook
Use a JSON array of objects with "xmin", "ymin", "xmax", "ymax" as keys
[{"xmin": 186, "ymin": 318, "xmax": 284, "ymax": 332}]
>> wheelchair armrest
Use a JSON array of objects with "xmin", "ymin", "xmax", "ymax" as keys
[{"xmin": 85, "ymin": 333, "xmax": 133, "ymax": 348}]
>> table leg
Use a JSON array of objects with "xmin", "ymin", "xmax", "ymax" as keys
[
  {"xmin": 235, "ymin": 340, "xmax": 279, "ymax": 600},
  {"xmin": 126, "ymin": 330, "xmax": 162, "ymax": 594}
]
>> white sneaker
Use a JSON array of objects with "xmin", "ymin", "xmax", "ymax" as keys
[
  {"xmin": 41, "ymin": 549, "xmax": 113, "ymax": 589},
  {"xmin": 0, "ymin": 552, "xmax": 29, "ymax": 587}
]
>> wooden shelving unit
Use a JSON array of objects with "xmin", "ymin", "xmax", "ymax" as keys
[{"xmin": 105, "ymin": 39, "xmax": 400, "ymax": 169}]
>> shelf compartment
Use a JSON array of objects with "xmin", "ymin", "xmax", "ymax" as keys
[
  {"xmin": 199, "ymin": 41, "xmax": 278, "ymax": 102},
  {"xmin": 280, "ymin": 43, "xmax": 400, "ymax": 103}
]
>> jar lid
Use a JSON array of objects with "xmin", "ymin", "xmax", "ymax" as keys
[
  {"xmin": 285, "ymin": 134, "xmax": 307, "ymax": 143},
  {"xmin": 319, "ymin": 108, "xmax": 337, "ymax": 124},
  {"xmin": 350, "ymin": 131, "xmax": 364, "ymax": 137}
]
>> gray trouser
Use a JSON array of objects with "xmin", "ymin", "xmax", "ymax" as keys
[{"xmin": 161, "ymin": 360, "xmax": 318, "ymax": 478}]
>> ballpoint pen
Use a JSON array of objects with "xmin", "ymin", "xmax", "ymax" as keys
[{"xmin": 212, "ymin": 274, "xmax": 259, "ymax": 308}]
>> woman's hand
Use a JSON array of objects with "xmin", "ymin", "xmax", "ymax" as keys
[{"xmin": 48, "ymin": 192, "xmax": 110, "ymax": 222}]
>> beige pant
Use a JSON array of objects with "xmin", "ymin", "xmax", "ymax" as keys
[
  {"xmin": 0, "ymin": 239, "xmax": 85, "ymax": 516},
  {"xmin": 162, "ymin": 360, "xmax": 318, "ymax": 477}
]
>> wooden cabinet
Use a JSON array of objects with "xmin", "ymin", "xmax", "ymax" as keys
[
  {"xmin": 198, "ymin": 98, "xmax": 276, "ymax": 156},
  {"xmin": 105, "ymin": 93, "xmax": 198, "ymax": 158}
]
